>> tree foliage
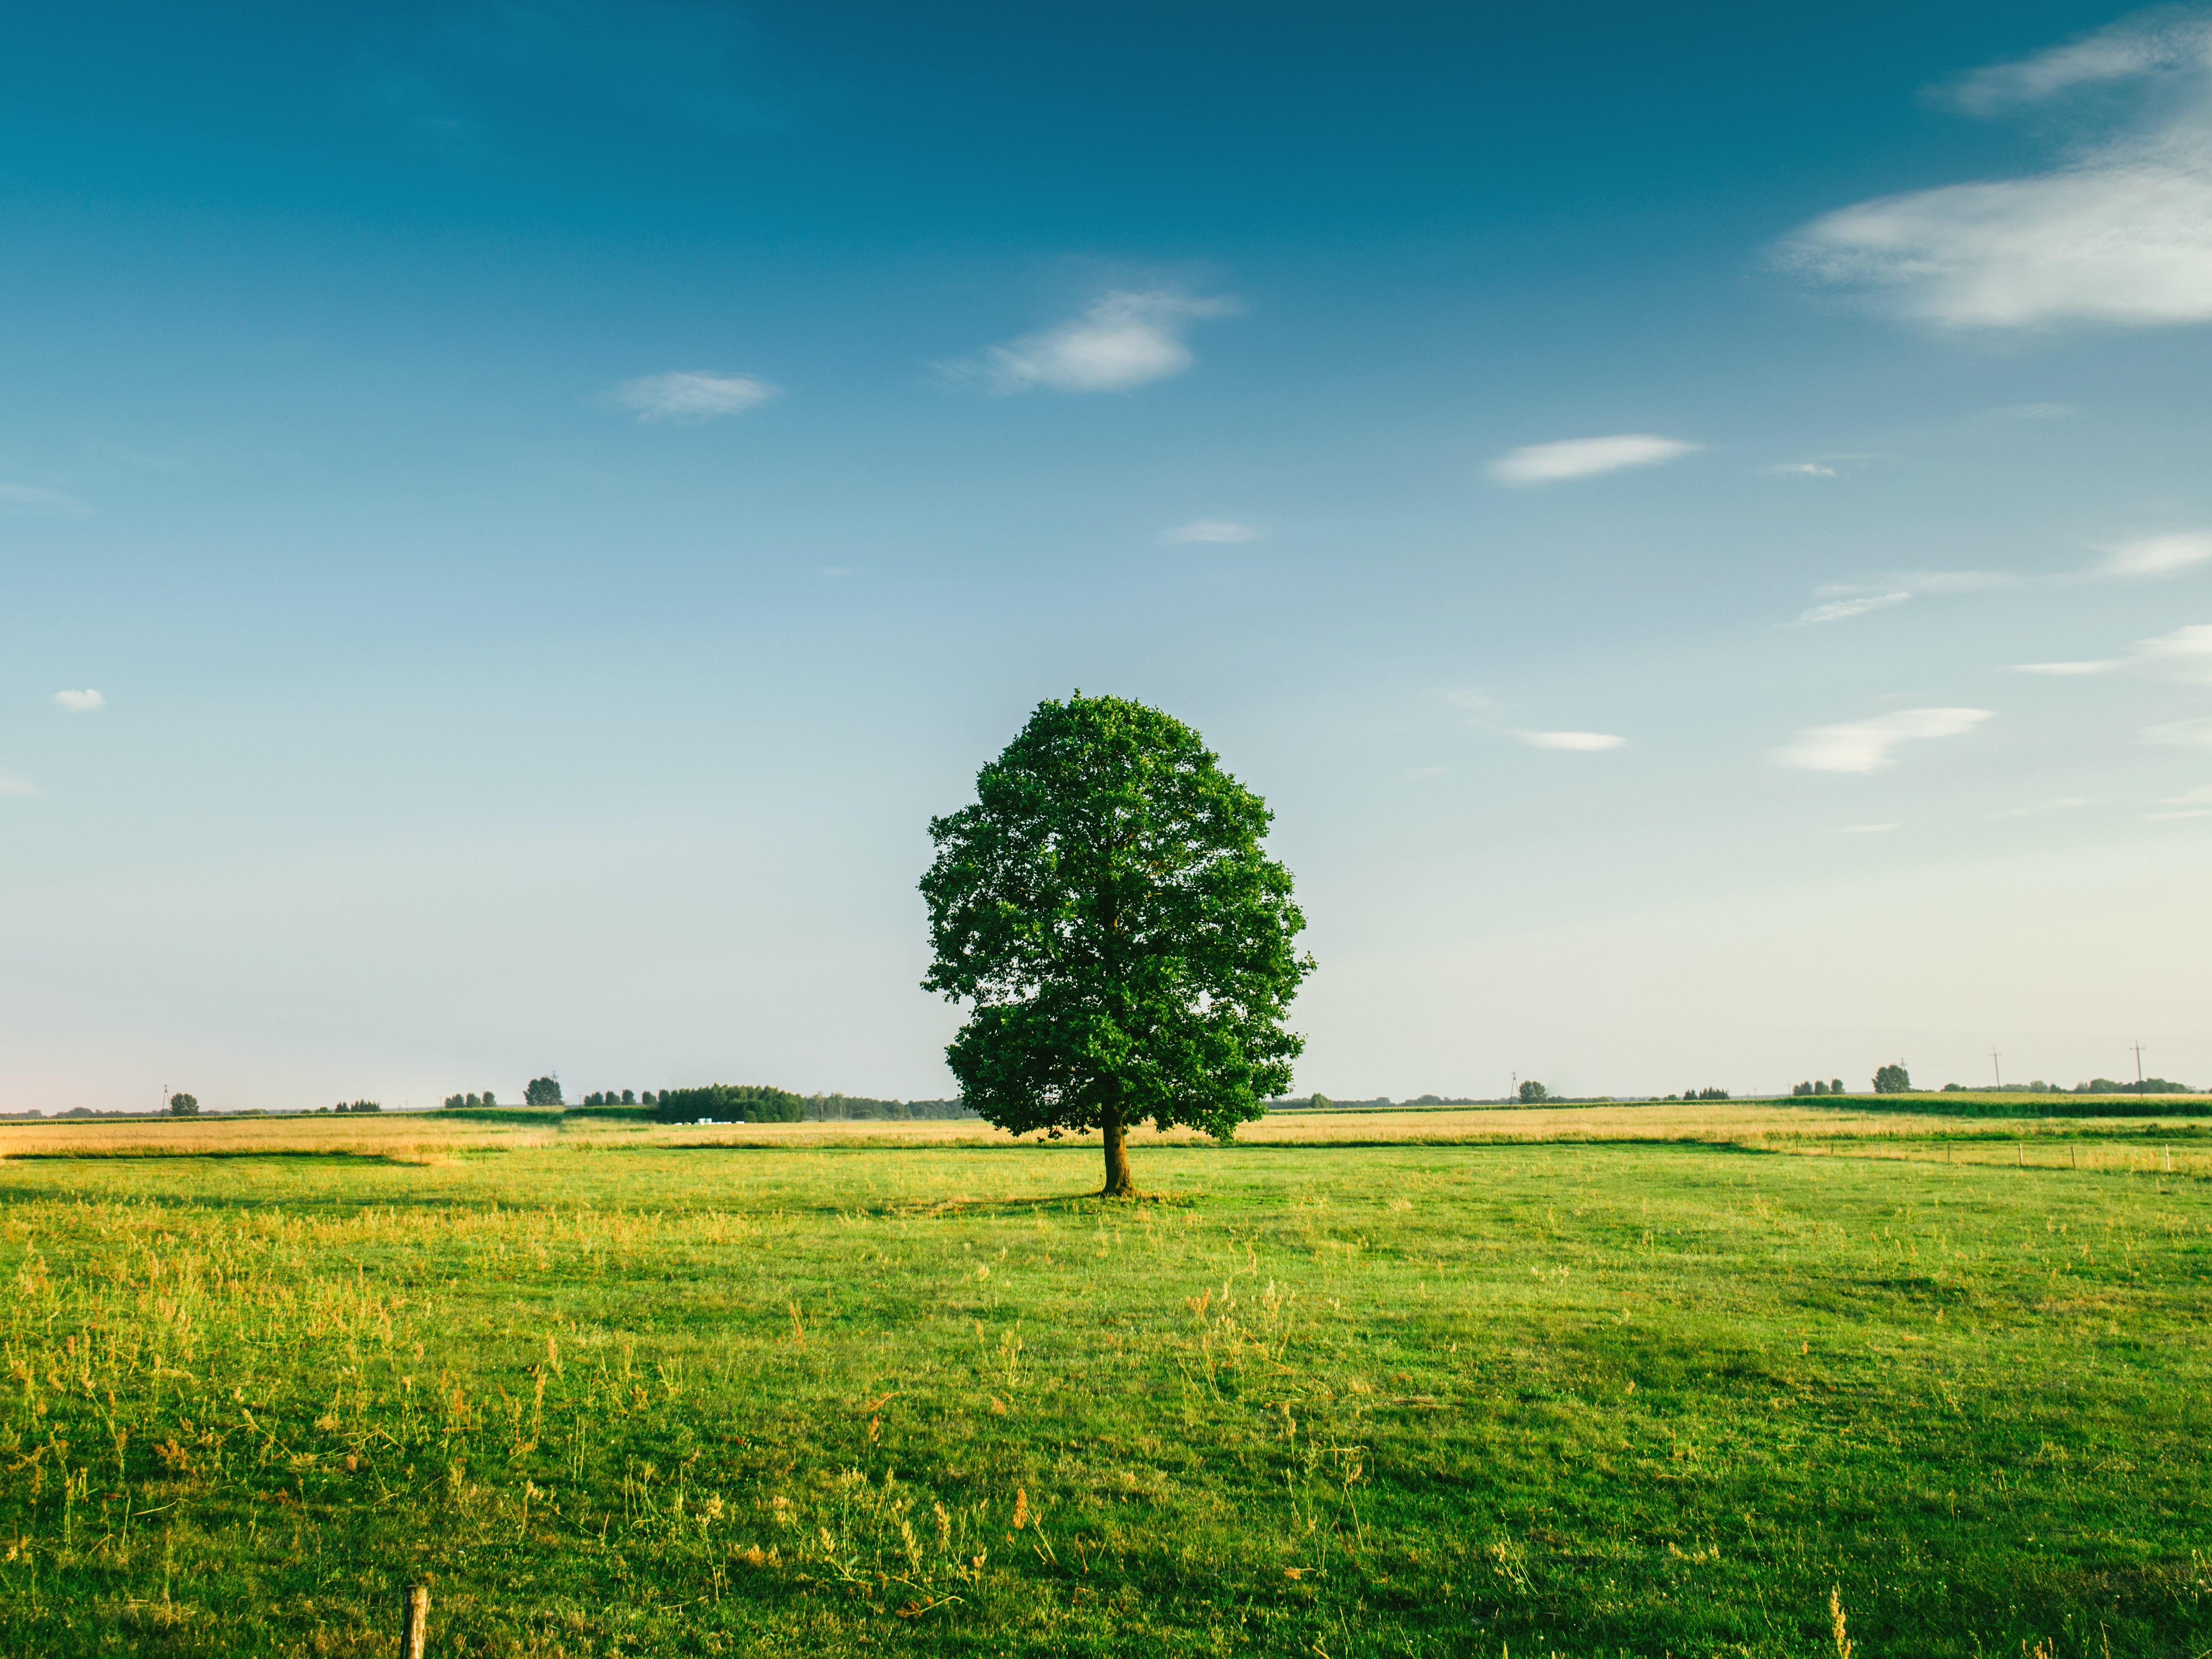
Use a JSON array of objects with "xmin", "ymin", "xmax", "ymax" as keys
[
  {"xmin": 1517, "ymin": 1080, "xmax": 1549, "ymax": 1103},
  {"xmin": 920, "ymin": 694, "xmax": 1312, "ymax": 1195},
  {"xmin": 1873, "ymin": 1063, "xmax": 1911, "ymax": 1094},
  {"xmin": 524, "ymin": 1077, "xmax": 563, "ymax": 1106},
  {"xmin": 653, "ymin": 1084, "xmax": 805, "ymax": 1124},
  {"xmin": 168, "ymin": 1093, "xmax": 199, "ymax": 1116}
]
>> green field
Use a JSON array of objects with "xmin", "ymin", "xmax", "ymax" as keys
[{"xmin": 2, "ymin": 1120, "xmax": 2208, "ymax": 1656}]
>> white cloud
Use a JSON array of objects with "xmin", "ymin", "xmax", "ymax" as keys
[
  {"xmin": 1438, "ymin": 687, "xmax": 1493, "ymax": 712},
  {"xmin": 2142, "ymin": 715, "xmax": 2212, "ymax": 747},
  {"xmin": 1772, "ymin": 707, "xmax": 1994, "ymax": 772},
  {"xmin": 50, "ymin": 689, "xmax": 105, "ymax": 712},
  {"xmin": 2132, "ymin": 622, "xmax": 2212, "ymax": 678},
  {"xmin": 2149, "ymin": 782, "xmax": 2212, "ymax": 817},
  {"xmin": 1994, "ymin": 796, "xmax": 2092, "ymax": 817},
  {"xmin": 1778, "ymin": 13, "xmax": 2212, "ymax": 327},
  {"xmin": 1161, "ymin": 518, "xmax": 1260, "ymax": 544},
  {"xmin": 609, "ymin": 371, "xmax": 778, "ymax": 423},
  {"xmin": 1804, "ymin": 527, "xmax": 2212, "ymax": 625},
  {"xmin": 947, "ymin": 289, "xmax": 1238, "ymax": 395},
  {"xmin": 0, "ymin": 774, "xmax": 38, "ymax": 797},
  {"xmin": 1521, "ymin": 731, "xmax": 1627, "ymax": 752},
  {"xmin": 2099, "ymin": 532, "xmax": 2212, "ymax": 576},
  {"xmin": 1795, "ymin": 591, "xmax": 1911, "ymax": 625},
  {"xmin": 2016, "ymin": 622, "xmax": 2212, "ymax": 682},
  {"xmin": 1489, "ymin": 434, "xmax": 1698, "ymax": 485},
  {"xmin": 1838, "ymin": 822, "xmax": 1900, "ymax": 834},
  {"xmin": 1948, "ymin": 12, "xmax": 2212, "ymax": 112},
  {"xmin": 0, "ymin": 482, "xmax": 91, "ymax": 517},
  {"xmin": 1768, "ymin": 462, "xmax": 1839, "ymax": 478}
]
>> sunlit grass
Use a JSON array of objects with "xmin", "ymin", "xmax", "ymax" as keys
[{"xmin": 0, "ymin": 1125, "xmax": 2207, "ymax": 1655}]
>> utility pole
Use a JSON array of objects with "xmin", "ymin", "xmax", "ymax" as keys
[
  {"xmin": 1510, "ymin": 1070, "xmax": 1517, "ymax": 1105},
  {"xmin": 1989, "ymin": 1048, "xmax": 2000, "ymax": 1088},
  {"xmin": 2132, "ymin": 1040, "xmax": 2146, "ymax": 1095}
]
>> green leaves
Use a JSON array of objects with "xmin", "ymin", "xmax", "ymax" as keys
[{"xmin": 921, "ymin": 694, "xmax": 1312, "ymax": 1156}]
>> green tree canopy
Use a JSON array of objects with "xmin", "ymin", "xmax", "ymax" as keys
[
  {"xmin": 653, "ymin": 1084, "xmax": 804, "ymax": 1124},
  {"xmin": 524, "ymin": 1076, "xmax": 562, "ymax": 1106},
  {"xmin": 1873, "ymin": 1062, "xmax": 1911, "ymax": 1094},
  {"xmin": 920, "ymin": 693, "xmax": 1312, "ymax": 1196},
  {"xmin": 168, "ymin": 1092, "xmax": 199, "ymax": 1116}
]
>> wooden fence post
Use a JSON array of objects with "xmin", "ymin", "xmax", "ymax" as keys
[{"xmin": 401, "ymin": 1584, "xmax": 430, "ymax": 1659}]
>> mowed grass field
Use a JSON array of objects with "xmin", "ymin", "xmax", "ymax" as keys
[{"xmin": 1, "ymin": 1107, "xmax": 2208, "ymax": 1656}]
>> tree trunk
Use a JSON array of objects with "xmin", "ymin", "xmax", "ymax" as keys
[{"xmin": 1100, "ymin": 1108, "xmax": 1136, "ymax": 1197}]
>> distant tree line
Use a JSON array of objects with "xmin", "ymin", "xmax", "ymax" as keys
[
  {"xmin": 653, "ymin": 1085, "xmax": 978, "ymax": 1124},
  {"xmin": 1940, "ymin": 1077, "xmax": 2199, "ymax": 1095},
  {"xmin": 1790, "ymin": 1079, "xmax": 1848, "ymax": 1096},
  {"xmin": 1667, "ymin": 1087, "xmax": 1731, "ymax": 1101},
  {"xmin": 1264, "ymin": 1095, "xmax": 1437, "ymax": 1111},
  {"xmin": 442, "ymin": 1091, "xmax": 500, "ymax": 1109},
  {"xmin": 326, "ymin": 1100, "xmax": 381, "ymax": 1113}
]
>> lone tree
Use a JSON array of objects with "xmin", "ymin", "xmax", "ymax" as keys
[
  {"xmin": 920, "ymin": 693, "xmax": 1313, "ymax": 1196},
  {"xmin": 168, "ymin": 1092, "xmax": 199, "ymax": 1116},
  {"xmin": 1873, "ymin": 1062, "xmax": 1911, "ymax": 1094}
]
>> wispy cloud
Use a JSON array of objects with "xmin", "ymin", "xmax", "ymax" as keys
[
  {"xmin": 1520, "ymin": 730, "xmax": 1627, "ymax": 752},
  {"xmin": 1439, "ymin": 687, "xmax": 1494, "ymax": 711},
  {"xmin": 1161, "ymin": 518, "xmax": 1260, "ymax": 544},
  {"xmin": 2015, "ymin": 621, "xmax": 2212, "ymax": 682},
  {"xmin": 2141, "ymin": 715, "xmax": 2212, "ymax": 748},
  {"xmin": 2098, "ymin": 533, "xmax": 2212, "ymax": 576},
  {"xmin": 1994, "ymin": 796, "xmax": 2092, "ymax": 817},
  {"xmin": 0, "ymin": 774, "xmax": 38, "ymax": 798},
  {"xmin": 1839, "ymin": 822, "xmax": 1900, "ymax": 833},
  {"xmin": 943, "ymin": 290, "xmax": 1238, "ymax": 395},
  {"xmin": 1489, "ymin": 434, "xmax": 1698, "ymax": 485},
  {"xmin": 1772, "ymin": 707, "xmax": 1994, "ymax": 772},
  {"xmin": 1802, "ymin": 529, "xmax": 2212, "ymax": 624},
  {"xmin": 609, "ymin": 371, "xmax": 779, "ymax": 423},
  {"xmin": 0, "ymin": 482, "xmax": 92, "ymax": 517},
  {"xmin": 1795, "ymin": 591, "xmax": 1912, "ymax": 625},
  {"xmin": 50, "ymin": 689, "xmax": 104, "ymax": 713},
  {"xmin": 1990, "ymin": 402, "xmax": 2080, "ymax": 420},
  {"xmin": 2148, "ymin": 781, "xmax": 2212, "ymax": 817},
  {"xmin": 1767, "ymin": 462, "xmax": 1839, "ymax": 478},
  {"xmin": 1946, "ymin": 12, "xmax": 2212, "ymax": 111},
  {"xmin": 1777, "ymin": 11, "xmax": 2212, "ymax": 327}
]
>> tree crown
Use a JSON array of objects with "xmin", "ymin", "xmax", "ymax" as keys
[{"xmin": 920, "ymin": 693, "xmax": 1311, "ymax": 1143}]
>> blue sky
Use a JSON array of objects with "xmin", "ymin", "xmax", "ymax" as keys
[{"xmin": 4, "ymin": 0, "xmax": 2210, "ymax": 1110}]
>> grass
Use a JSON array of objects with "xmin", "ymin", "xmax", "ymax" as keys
[{"xmin": 0, "ymin": 1110, "xmax": 2207, "ymax": 1656}]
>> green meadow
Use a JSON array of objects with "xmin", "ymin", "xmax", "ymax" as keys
[{"xmin": 2, "ymin": 1120, "xmax": 2208, "ymax": 1657}]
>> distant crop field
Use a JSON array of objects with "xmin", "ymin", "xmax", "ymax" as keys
[{"xmin": 1, "ymin": 1110, "xmax": 2207, "ymax": 1656}]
